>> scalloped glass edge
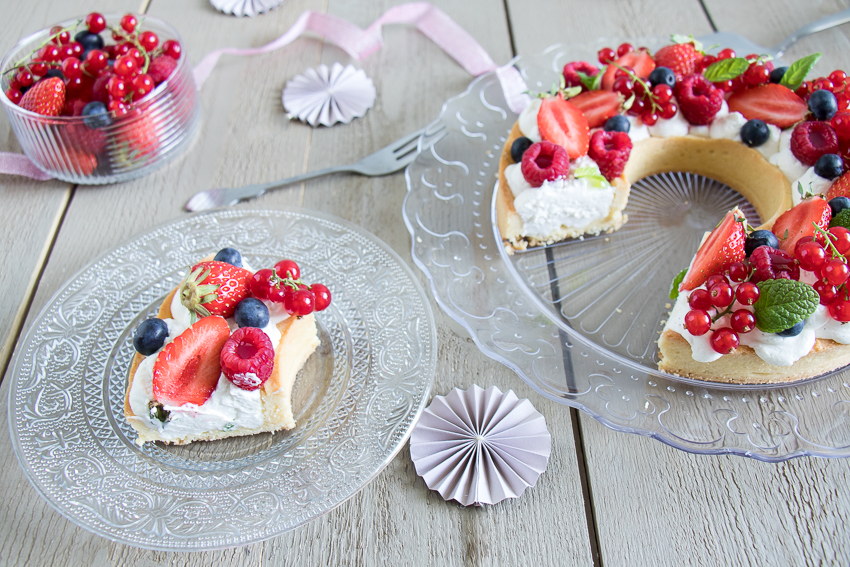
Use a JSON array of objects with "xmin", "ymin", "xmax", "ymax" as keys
[
  {"xmin": 402, "ymin": 40, "xmax": 850, "ymax": 462},
  {"xmin": 7, "ymin": 208, "xmax": 438, "ymax": 549}
]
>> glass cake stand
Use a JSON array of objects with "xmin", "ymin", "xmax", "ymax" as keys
[
  {"xmin": 7, "ymin": 209, "xmax": 437, "ymax": 550},
  {"xmin": 403, "ymin": 39, "xmax": 850, "ymax": 461}
]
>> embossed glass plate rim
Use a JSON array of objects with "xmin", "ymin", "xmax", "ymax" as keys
[
  {"xmin": 402, "ymin": 42, "xmax": 850, "ymax": 462},
  {"xmin": 7, "ymin": 207, "xmax": 438, "ymax": 549}
]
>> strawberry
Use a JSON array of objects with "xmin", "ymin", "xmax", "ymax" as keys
[
  {"xmin": 63, "ymin": 123, "xmax": 107, "ymax": 154},
  {"xmin": 152, "ymin": 315, "xmax": 231, "ymax": 407},
  {"xmin": 654, "ymin": 43, "xmax": 701, "ymax": 77},
  {"xmin": 113, "ymin": 111, "xmax": 160, "ymax": 166},
  {"xmin": 19, "ymin": 77, "xmax": 64, "ymax": 116},
  {"xmin": 45, "ymin": 147, "xmax": 97, "ymax": 176},
  {"xmin": 771, "ymin": 198, "xmax": 832, "ymax": 254},
  {"xmin": 727, "ymin": 84, "xmax": 808, "ymax": 129},
  {"xmin": 681, "ymin": 209, "xmax": 747, "ymax": 291},
  {"xmin": 91, "ymin": 70, "xmax": 113, "ymax": 104},
  {"xmin": 147, "ymin": 55, "xmax": 178, "ymax": 85},
  {"xmin": 600, "ymin": 50, "xmax": 655, "ymax": 91},
  {"xmin": 569, "ymin": 90, "xmax": 621, "ymax": 129},
  {"xmin": 790, "ymin": 121, "xmax": 839, "ymax": 166},
  {"xmin": 588, "ymin": 130, "xmax": 632, "ymax": 180},
  {"xmin": 537, "ymin": 95, "xmax": 590, "ymax": 159},
  {"xmin": 826, "ymin": 171, "xmax": 850, "ymax": 200},
  {"xmin": 178, "ymin": 260, "xmax": 253, "ymax": 321},
  {"xmin": 674, "ymin": 74, "xmax": 724, "ymax": 125}
]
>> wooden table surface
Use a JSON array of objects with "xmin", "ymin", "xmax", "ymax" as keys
[{"xmin": 1, "ymin": 0, "xmax": 849, "ymax": 565}]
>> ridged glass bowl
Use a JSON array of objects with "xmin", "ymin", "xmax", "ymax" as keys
[
  {"xmin": 0, "ymin": 14, "xmax": 199, "ymax": 184},
  {"xmin": 403, "ymin": 39, "xmax": 850, "ymax": 461}
]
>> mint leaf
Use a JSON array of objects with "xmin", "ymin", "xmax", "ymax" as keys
[
  {"xmin": 577, "ymin": 70, "xmax": 603, "ymax": 91},
  {"xmin": 753, "ymin": 279, "xmax": 819, "ymax": 333},
  {"xmin": 574, "ymin": 166, "xmax": 610, "ymax": 188},
  {"xmin": 669, "ymin": 269, "xmax": 687, "ymax": 300},
  {"xmin": 831, "ymin": 209, "xmax": 850, "ymax": 230},
  {"xmin": 703, "ymin": 57, "xmax": 749, "ymax": 82},
  {"xmin": 780, "ymin": 53, "xmax": 822, "ymax": 91}
]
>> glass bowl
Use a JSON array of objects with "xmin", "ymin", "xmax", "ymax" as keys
[{"xmin": 0, "ymin": 14, "xmax": 199, "ymax": 184}]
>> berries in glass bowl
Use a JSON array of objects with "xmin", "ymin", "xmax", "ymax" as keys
[{"xmin": 0, "ymin": 12, "xmax": 199, "ymax": 183}]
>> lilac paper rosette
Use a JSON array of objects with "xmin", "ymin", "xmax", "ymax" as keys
[
  {"xmin": 282, "ymin": 63, "xmax": 376, "ymax": 127},
  {"xmin": 210, "ymin": 0, "xmax": 284, "ymax": 17},
  {"xmin": 410, "ymin": 385, "xmax": 551, "ymax": 506}
]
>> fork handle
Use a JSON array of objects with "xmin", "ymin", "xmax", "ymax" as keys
[
  {"xmin": 224, "ymin": 164, "xmax": 355, "ymax": 204},
  {"xmin": 773, "ymin": 8, "xmax": 850, "ymax": 57}
]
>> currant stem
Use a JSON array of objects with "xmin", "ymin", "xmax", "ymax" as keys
[
  {"xmin": 609, "ymin": 61, "xmax": 661, "ymax": 113},
  {"xmin": 711, "ymin": 304, "xmax": 734, "ymax": 323},
  {"xmin": 813, "ymin": 222, "xmax": 847, "ymax": 263}
]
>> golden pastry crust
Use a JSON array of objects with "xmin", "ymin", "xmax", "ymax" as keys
[{"xmin": 124, "ymin": 287, "xmax": 320, "ymax": 445}]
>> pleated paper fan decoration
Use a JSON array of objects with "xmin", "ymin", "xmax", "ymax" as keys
[
  {"xmin": 210, "ymin": 0, "xmax": 284, "ymax": 17},
  {"xmin": 410, "ymin": 385, "xmax": 551, "ymax": 506},
  {"xmin": 282, "ymin": 63, "xmax": 376, "ymax": 127}
]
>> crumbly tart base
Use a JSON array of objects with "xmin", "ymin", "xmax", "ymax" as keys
[
  {"xmin": 657, "ymin": 329, "xmax": 850, "ymax": 385},
  {"xmin": 124, "ymin": 288, "xmax": 320, "ymax": 445}
]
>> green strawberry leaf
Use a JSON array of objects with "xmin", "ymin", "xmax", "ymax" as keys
[
  {"xmin": 703, "ymin": 57, "xmax": 749, "ymax": 82},
  {"xmin": 830, "ymin": 209, "xmax": 850, "ymax": 230},
  {"xmin": 561, "ymin": 86, "xmax": 583, "ymax": 99},
  {"xmin": 577, "ymin": 70, "xmax": 603, "ymax": 91},
  {"xmin": 753, "ymin": 279, "xmax": 819, "ymax": 333},
  {"xmin": 669, "ymin": 268, "xmax": 688, "ymax": 300},
  {"xmin": 780, "ymin": 53, "xmax": 822, "ymax": 91},
  {"xmin": 671, "ymin": 33, "xmax": 703, "ymax": 52},
  {"xmin": 574, "ymin": 166, "xmax": 610, "ymax": 188}
]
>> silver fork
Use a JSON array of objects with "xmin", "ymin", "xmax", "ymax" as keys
[{"xmin": 185, "ymin": 124, "xmax": 447, "ymax": 211}]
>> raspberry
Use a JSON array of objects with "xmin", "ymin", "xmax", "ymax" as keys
[
  {"xmin": 654, "ymin": 43, "xmax": 701, "ymax": 77},
  {"xmin": 562, "ymin": 61, "xmax": 599, "ymax": 90},
  {"xmin": 749, "ymin": 246, "xmax": 800, "ymax": 283},
  {"xmin": 147, "ymin": 55, "xmax": 178, "ymax": 85},
  {"xmin": 790, "ymin": 121, "xmax": 839, "ymax": 166},
  {"xmin": 220, "ymin": 327, "xmax": 275, "ymax": 391},
  {"xmin": 587, "ymin": 130, "xmax": 632, "ymax": 180},
  {"xmin": 674, "ymin": 73, "xmax": 724, "ymax": 125},
  {"xmin": 520, "ymin": 141, "xmax": 570, "ymax": 187}
]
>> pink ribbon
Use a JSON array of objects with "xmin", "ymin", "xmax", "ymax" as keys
[{"xmin": 4, "ymin": 2, "xmax": 527, "ymax": 181}]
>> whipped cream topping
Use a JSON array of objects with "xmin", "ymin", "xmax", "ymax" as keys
[
  {"xmin": 518, "ymin": 98, "xmax": 542, "ymax": 142},
  {"xmin": 647, "ymin": 103, "xmax": 689, "ymax": 138},
  {"xmin": 708, "ymin": 110, "xmax": 747, "ymax": 142},
  {"xmin": 509, "ymin": 156, "xmax": 613, "ymax": 239},
  {"xmin": 504, "ymin": 163, "xmax": 531, "ymax": 197},
  {"xmin": 791, "ymin": 166, "xmax": 833, "ymax": 206},
  {"xmin": 770, "ymin": 128, "xmax": 809, "ymax": 182},
  {"xmin": 626, "ymin": 115, "xmax": 650, "ymax": 142}
]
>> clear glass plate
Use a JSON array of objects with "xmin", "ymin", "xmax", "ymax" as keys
[
  {"xmin": 7, "ymin": 209, "xmax": 436, "ymax": 550},
  {"xmin": 403, "ymin": 39, "xmax": 850, "ymax": 461}
]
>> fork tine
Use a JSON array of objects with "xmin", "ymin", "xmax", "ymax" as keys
[
  {"xmin": 393, "ymin": 125, "xmax": 448, "ymax": 158},
  {"xmin": 388, "ymin": 126, "xmax": 428, "ymax": 152},
  {"xmin": 395, "ymin": 131, "xmax": 448, "ymax": 165}
]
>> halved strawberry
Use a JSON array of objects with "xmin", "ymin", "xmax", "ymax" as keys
[
  {"xmin": 152, "ymin": 315, "xmax": 230, "ymax": 407},
  {"xmin": 569, "ymin": 90, "xmax": 621, "ymax": 129},
  {"xmin": 600, "ymin": 51, "xmax": 656, "ymax": 91},
  {"xmin": 826, "ymin": 171, "xmax": 850, "ymax": 200},
  {"xmin": 681, "ymin": 209, "xmax": 747, "ymax": 291},
  {"xmin": 179, "ymin": 260, "xmax": 253, "ymax": 321},
  {"xmin": 727, "ymin": 84, "xmax": 808, "ymax": 129},
  {"xmin": 537, "ymin": 95, "xmax": 590, "ymax": 159},
  {"xmin": 771, "ymin": 197, "xmax": 832, "ymax": 253}
]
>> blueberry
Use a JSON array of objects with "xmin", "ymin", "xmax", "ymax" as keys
[
  {"xmin": 213, "ymin": 247, "xmax": 243, "ymax": 267},
  {"xmin": 648, "ymin": 66, "xmax": 676, "ymax": 88},
  {"xmin": 82, "ymin": 101, "xmax": 111, "ymax": 129},
  {"xmin": 809, "ymin": 89, "xmax": 838, "ymax": 121},
  {"xmin": 745, "ymin": 230, "xmax": 779, "ymax": 257},
  {"xmin": 44, "ymin": 69, "xmax": 64, "ymax": 80},
  {"xmin": 510, "ymin": 136, "xmax": 533, "ymax": 163},
  {"xmin": 769, "ymin": 67, "xmax": 788, "ymax": 84},
  {"xmin": 74, "ymin": 30, "xmax": 104, "ymax": 51},
  {"xmin": 777, "ymin": 321, "xmax": 805, "ymax": 337},
  {"xmin": 815, "ymin": 154, "xmax": 844, "ymax": 180},
  {"xmin": 133, "ymin": 318, "xmax": 169, "ymax": 356},
  {"xmin": 604, "ymin": 115, "xmax": 630, "ymax": 134},
  {"xmin": 740, "ymin": 119, "xmax": 770, "ymax": 148},
  {"xmin": 829, "ymin": 196, "xmax": 850, "ymax": 217},
  {"xmin": 234, "ymin": 298, "xmax": 270, "ymax": 328}
]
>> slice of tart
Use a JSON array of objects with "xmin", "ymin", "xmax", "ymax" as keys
[{"xmin": 124, "ymin": 249, "xmax": 328, "ymax": 445}]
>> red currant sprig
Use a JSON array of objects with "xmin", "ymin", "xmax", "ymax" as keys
[
  {"xmin": 248, "ymin": 260, "xmax": 331, "ymax": 316},
  {"xmin": 608, "ymin": 62, "xmax": 676, "ymax": 126}
]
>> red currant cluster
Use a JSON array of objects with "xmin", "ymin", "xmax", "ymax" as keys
[
  {"xmin": 795, "ymin": 70, "xmax": 850, "ymax": 108},
  {"xmin": 795, "ymin": 227, "xmax": 850, "ymax": 321},
  {"xmin": 248, "ymin": 259, "xmax": 332, "ymax": 317},
  {"xmin": 4, "ymin": 12, "xmax": 182, "ymax": 115},
  {"xmin": 684, "ymin": 269, "xmax": 759, "ymax": 355},
  {"xmin": 597, "ymin": 43, "xmax": 676, "ymax": 126}
]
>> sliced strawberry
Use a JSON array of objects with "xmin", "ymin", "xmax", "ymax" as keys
[
  {"xmin": 152, "ymin": 316, "xmax": 230, "ymax": 407},
  {"xmin": 569, "ymin": 90, "xmax": 621, "ymax": 129},
  {"xmin": 179, "ymin": 260, "xmax": 253, "ymax": 320},
  {"xmin": 681, "ymin": 210, "xmax": 747, "ymax": 291},
  {"xmin": 600, "ymin": 51, "xmax": 655, "ymax": 91},
  {"xmin": 537, "ymin": 95, "xmax": 590, "ymax": 159},
  {"xmin": 727, "ymin": 84, "xmax": 808, "ymax": 129},
  {"xmin": 771, "ymin": 198, "xmax": 832, "ymax": 253}
]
